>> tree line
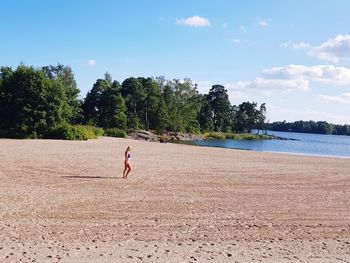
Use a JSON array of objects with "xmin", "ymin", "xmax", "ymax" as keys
[
  {"xmin": 0, "ymin": 64, "xmax": 267, "ymax": 139},
  {"xmin": 0, "ymin": 64, "xmax": 82, "ymax": 138},
  {"xmin": 268, "ymin": 120, "xmax": 350, "ymax": 136},
  {"xmin": 82, "ymin": 73, "xmax": 267, "ymax": 134}
]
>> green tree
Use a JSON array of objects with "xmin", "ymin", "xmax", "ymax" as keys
[
  {"xmin": 154, "ymin": 97, "xmax": 168, "ymax": 132},
  {"xmin": 268, "ymin": 120, "xmax": 350, "ymax": 135},
  {"xmin": 138, "ymin": 77, "xmax": 162, "ymax": 130},
  {"xmin": 42, "ymin": 64, "xmax": 82, "ymax": 123},
  {"xmin": 198, "ymin": 94, "xmax": 214, "ymax": 131},
  {"xmin": 206, "ymin": 85, "xmax": 231, "ymax": 132},
  {"xmin": 256, "ymin": 103, "xmax": 267, "ymax": 133},
  {"xmin": 0, "ymin": 65, "xmax": 68, "ymax": 138},
  {"xmin": 83, "ymin": 74, "xmax": 127, "ymax": 129},
  {"xmin": 166, "ymin": 79, "xmax": 201, "ymax": 133},
  {"xmin": 233, "ymin": 101, "xmax": 261, "ymax": 133},
  {"xmin": 121, "ymin": 77, "xmax": 146, "ymax": 129},
  {"xmin": 104, "ymin": 72, "xmax": 113, "ymax": 86},
  {"xmin": 99, "ymin": 81, "xmax": 127, "ymax": 129},
  {"xmin": 83, "ymin": 79, "xmax": 110, "ymax": 125}
]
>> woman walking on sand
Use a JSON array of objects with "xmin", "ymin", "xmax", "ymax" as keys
[{"xmin": 123, "ymin": 146, "xmax": 132, "ymax": 179}]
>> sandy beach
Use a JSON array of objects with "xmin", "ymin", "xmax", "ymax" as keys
[{"xmin": 0, "ymin": 137, "xmax": 349, "ymax": 262}]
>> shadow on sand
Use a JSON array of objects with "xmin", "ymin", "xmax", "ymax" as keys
[{"xmin": 62, "ymin": 175, "xmax": 120, "ymax": 179}]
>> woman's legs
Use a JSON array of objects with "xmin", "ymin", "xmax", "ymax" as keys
[
  {"xmin": 123, "ymin": 163, "xmax": 128, "ymax": 178},
  {"xmin": 124, "ymin": 164, "xmax": 131, "ymax": 178},
  {"xmin": 123, "ymin": 166, "xmax": 127, "ymax": 178}
]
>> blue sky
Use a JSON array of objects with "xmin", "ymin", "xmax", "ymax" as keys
[{"xmin": 1, "ymin": 0, "xmax": 350, "ymax": 124}]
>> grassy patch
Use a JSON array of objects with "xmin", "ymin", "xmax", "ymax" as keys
[
  {"xmin": 104, "ymin": 128, "xmax": 127, "ymax": 138},
  {"xmin": 204, "ymin": 132, "xmax": 272, "ymax": 140},
  {"xmin": 45, "ymin": 124, "xmax": 104, "ymax": 140}
]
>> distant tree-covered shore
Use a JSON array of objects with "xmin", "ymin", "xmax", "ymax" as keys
[
  {"xmin": 0, "ymin": 63, "xmax": 307, "ymax": 140},
  {"xmin": 0, "ymin": 64, "xmax": 268, "ymax": 139},
  {"xmin": 268, "ymin": 120, "xmax": 350, "ymax": 136}
]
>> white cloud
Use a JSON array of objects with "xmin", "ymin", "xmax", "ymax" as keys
[
  {"xmin": 195, "ymin": 81, "xmax": 251, "ymax": 100},
  {"xmin": 280, "ymin": 41, "xmax": 311, "ymax": 49},
  {"xmin": 232, "ymin": 38, "xmax": 241, "ymax": 44},
  {"xmin": 227, "ymin": 90, "xmax": 247, "ymax": 100},
  {"xmin": 195, "ymin": 80, "xmax": 212, "ymax": 94},
  {"xmin": 319, "ymin": 93, "xmax": 350, "ymax": 104},
  {"xmin": 284, "ymin": 35, "xmax": 350, "ymax": 63},
  {"xmin": 280, "ymin": 40, "xmax": 311, "ymax": 49},
  {"xmin": 259, "ymin": 21, "xmax": 268, "ymax": 27},
  {"xmin": 222, "ymin": 22, "xmax": 228, "ymax": 28},
  {"xmin": 87, "ymin": 59, "xmax": 96, "ymax": 66},
  {"xmin": 259, "ymin": 19, "xmax": 271, "ymax": 27},
  {"xmin": 240, "ymin": 25, "xmax": 247, "ymax": 32},
  {"xmin": 234, "ymin": 78, "xmax": 309, "ymax": 91},
  {"xmin": 231, "ymin": 64, "xmax": 350, "ymax": 92},
  {"xmin": 280, "ymin": 41, "xmax": 291, "ymax": 48},
  {"xmin": 308, "ymin": 34, "xmax": 350, "ymax": 63},
  {"xmin": 176, "ymin": 16, "xmax": 210, "ymax": 27},
  {"xmin": 263, "ymin": 64, "xmax": 350, "ymax": 85},
  {"xmin": 293, "ymin": 42, "xmax": 311, "ymax": 49}
]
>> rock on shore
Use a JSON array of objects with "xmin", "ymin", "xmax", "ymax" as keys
[{"xmin": 128, "ymin": 130, "xmax": 203, "ymax": 142}]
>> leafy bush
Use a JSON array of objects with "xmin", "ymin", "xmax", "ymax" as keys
[
  {"xmin": 45, "ymin": 124, "xmax": 85, "ymax": 140},
  {"xmin": 92, "ymin": 126, "xmax": 105, "ymax": 136},
  {"xmin": 75, "ymin": 125, "xmax": 104, "ymax": 139},
  {"xmin": 104, "ymin": 128, "xmax": 127, "ymax": 138},
  {"xmin": 45, "ymin": 124, "xmax": 104, "ymax": 140}
]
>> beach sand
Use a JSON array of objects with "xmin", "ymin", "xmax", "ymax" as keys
[{"xmin": 0, "ymin": 137, "xmax": 349, "ymax": 262}]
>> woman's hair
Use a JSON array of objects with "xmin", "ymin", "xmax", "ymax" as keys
[{"xmin": 126, "ymin": 146, "xmax": 131, "ymax": 152}]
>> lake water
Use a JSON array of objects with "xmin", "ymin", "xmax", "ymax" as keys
[{"xmin": 188, "ymin": 131, "xmax": 350, "ymax": 158}]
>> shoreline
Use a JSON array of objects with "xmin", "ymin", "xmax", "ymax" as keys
[
  {"xmin": 263, "ymin": 150, "xmax": 350, "ymax": 159},
  {"xmin": 172, "ymin": 139, "xmax": 350, "ymax": 159},
  {"xmin": 1, "ymin": 137, "xmax": 349, "ymax": 262},
  {"xmin": 172, "ymin": 140, "xmax": 350, "ymax": 159}
]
